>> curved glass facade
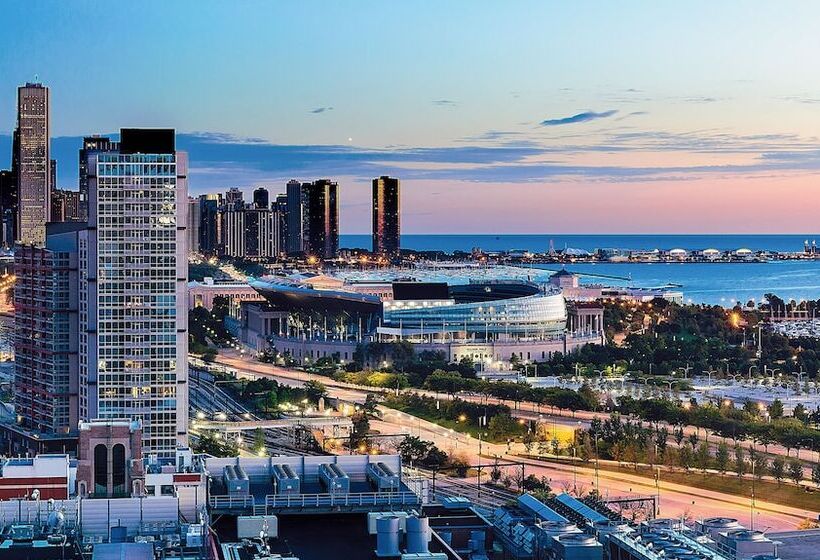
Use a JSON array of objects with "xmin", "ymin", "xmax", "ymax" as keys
[{"xmin": 383, "ymin": 293, "xmax": 567, "ymax": 338}]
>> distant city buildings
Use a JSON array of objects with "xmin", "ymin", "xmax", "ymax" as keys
[
  {"xmin": 51, "ymin": 188, "xmax": 82, "ymax": 222},
  {"xmin": 372, "ymin": 175, "xmax": 400, "ymax": 258},
  {"xmin": 304, "ymin": 179, "xmax": 339, "ymax": 259},
  {"xmin": 285, "ymin": 178, "xmax": 305, "ymax": 254},
  {"xmin": 15, "ymin": 82, "xmax": 51, "ymax": 246},
  {"xmin": 78, "ymin": 135, "xmax": 118, "ymax": 221},
  {"xmin": 253, "ymin": 186, "xmax": 269, "ymax": 209}
]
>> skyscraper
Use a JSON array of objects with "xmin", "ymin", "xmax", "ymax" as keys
[
  {"xmin": 304, "ymin": 179, "xmax": 339, "ymax": 259},
  {"xmin": 372, "ymin": 176, "xmax": 400, "ymax": 258},
  {"xmin": 225, "ymin": 187, "xmax": 243, "ymax": 209},
  {"xmin": 14, "ymin": 223, "xmax": 83, "ymax": 435},
  {"xmin": 0, "ymin": 169, "xmax": 15, "ymax": 247},
  {"xmin": 198, "ymin": 193, "xmax": 221, "ymax": 256},
  {"xmin": 253, "ymin": 187, "xmax": 269, "ymax": 209},
  {"xmin": 219, "ymin": 207, "xmax": 245, "ymax": 257},
  {"xmin": 51, "ymin": 189, "xmax": 82, "ymax": 222},
  {"xmin": 187, "ymin": 197, "xmax": 200, "ymax": 255},
  {"xmin": 275, "ymin": 193, "xmax": 288, "ymax": 258},
  {"xmin": 244, "ymin": 207, "xmax": 279, "ymax": 258},
  {"xmin": 81, "ymin": 128, "xmax": 188, "ymax": 457},
  {"xmin": 285, "ymin": 179, "xmax": 305, "ymax": 255},
  {"xmin": 78, "ymin": 136, "xmax": 118, "ymax": 221},
  {"xmin": 15, "ymin": 83, "xmax": 51, "ymax": 246}
]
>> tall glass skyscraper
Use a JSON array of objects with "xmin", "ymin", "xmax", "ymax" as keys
[
  {"xmin": 305, "ymin": 179, "xmax": 339, "ymax": 259},
  {"xmin": 80, "ymin": 129, "xmax": 188, "ymax": 457},
  {"xmin": 15, "ymin": 83, "xmax": 51, "ymax": 246},
  {"xmin": 372, "ymin": 176, "xmax": 400, "ymax": 258}
]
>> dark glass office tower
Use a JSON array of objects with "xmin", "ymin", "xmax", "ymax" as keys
[
  {"xmin": 79, "ymin": 136, "xmax": 118, "ymax": 221},
  {"xmin": 275, "ymin": 193, "xmax": 288, "ymax": 257},
  {"xmin": 285, "ymin": 179, "xmax": 305, "ymax": 254},
  {"xmin": 253, "ymin": 187, "xmax": 269, "ymax": 209},
  {"xmin": 0, "ymin": 170, "xmax": 16, "ymax": 247},
  {"xmin": 372, "ymin": 176, "xmax": 400, "ymax": 258},
  {"xmin": 198, "ymin": 194, "xmax": 221, "ymax": 255},
  {"xmin": 304, "ymin": 179, "xmax": 339, "ymax": 259}
]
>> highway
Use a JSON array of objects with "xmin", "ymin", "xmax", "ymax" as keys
[{"xmin": 211, "ymin": 350, "xmax": 819, "ymax": 530}]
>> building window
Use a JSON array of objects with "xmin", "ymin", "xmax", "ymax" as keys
[
  {"xmin": 112, "ymin": 444, "xmax": 126, "ymax": 495},
  {"xmin": 145, "ymin": 485, "xmax": 155, "ymax": 496},
  {"xmin": 94, "ymin": 444, "xmax": 108, "ymax": 495}
]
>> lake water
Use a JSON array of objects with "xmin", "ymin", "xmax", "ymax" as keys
[
  {"xmin": 340, "ymin": 233, "xmax": 819, "ymax": 254},
  {"xmin": 339, "ymin": 234, "xmax": 820, "ymax": 305},
  {"xmin": 533, "ymin": 261, "xmax": 820, "ymax": 305}
]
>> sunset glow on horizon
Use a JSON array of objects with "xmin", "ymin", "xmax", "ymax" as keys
[{"xmin": 3, "ymin": 1, "xmax": 820, "ymax": 233}]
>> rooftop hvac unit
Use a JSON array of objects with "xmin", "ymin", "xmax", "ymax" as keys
[
  {"xmin": 367, "ymin": 462, "xmax": 400, "ymax": 492},
  {"xmin": 405, "ymin": 517, "xmax": 431, "ymax": 554},
  {"xmin": 551, "ymin": 533, "xmax": 603, "ymax": 560},
  {"xmin": 319, "ymin": 463, "xmax": 350, "ymax": 495},
  {"xmin": 376, "ymin": 516, "xmax": 401, "ymax": 558},
  {"xmin": 223, "ymin": 465, "xmax": 249, "ymax": 496},
  {"xmin": 694, "ymin": 517, "xmax": 742, "ymax": 540},
  {"xmin": 237, "ymin": 515, "xmax": 278, "ymax": 539},
  {"xmin": 271, "ymin": 464, "xmax": 300, "ymax": 495},
  {"xmin": 368, "ymin": 512, "xmax": 410, "ymax": 535}
]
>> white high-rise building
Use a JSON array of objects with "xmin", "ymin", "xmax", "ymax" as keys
[{"xmin": 80, "ymin": 129, "xmax": 188, "ymax": 457}]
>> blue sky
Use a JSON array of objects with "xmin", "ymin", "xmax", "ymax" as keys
[{"xmin": 3, "ymin": 1, "xmax": 820, "ymax": 233}]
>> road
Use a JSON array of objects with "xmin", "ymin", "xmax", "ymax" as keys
[{"xmin": 212, "ymin": 350, "xmax": 818, "ymax": 530}]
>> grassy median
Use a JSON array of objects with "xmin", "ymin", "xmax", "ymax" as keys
[{"xmin": 518, "ymin": 454, "xmax": 820, "ymax": 512}]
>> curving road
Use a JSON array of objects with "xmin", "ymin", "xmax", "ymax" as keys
[{"xmin": 211, "ymin": 350, "xmax": 818, "ymax": 530}]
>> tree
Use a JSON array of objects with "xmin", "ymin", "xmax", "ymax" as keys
[
  {"xmin": 303, "ymin": 380, "xmax": 328, "ymax": 403},
  {"xmin": 733, "ymin": 445, "xmax": 746, "ymax": 477},
  {"xmin": 193, "ymin": 432, "xmax": 239, "ymax": 457},
  {"xmin": 522, "ymin": 475, "xmax": 551, "ymax": 494},
  {"xmin": 397, "ymin": 435, "xmax": 447, "ymax": 468},
  {"xmin": 752, "ymin": 452, "xmax": 767, "ymax": 479},
  {"xmin": 771, "ymin": 456, "xmax": 786, "ymax": 484},
  {"xmin": 487, "ymin": 414, "xmax": 519, "ymax": 440},
  {"xmin": 715, "ymin": 442, "xmax": 729, "ymax": 474},
  {"xmin": 490, "ymin": 462, "xmax": 502, "ymax": 484},
  {"xmin": 768, "ymin": 399, "xmax": 785, "ymax": 420},
  {"xmin": 522, "ymin": 431, "xmax": 536, "ymax": 454},
  {"xmin": 679, "ymin": 445, "xmax": 693, "ymax": 471},
  {"xmin": 695, "ymin": 442, "xmax": 711, "ymax": 473},
  {"xmin": 350, "ymin": 412, "xmax": 370, "ymax": 448},
  {"xmin": 252, "ymin": 428, "xmax": 266, "ymax": 455},
  {"xmin": 811, "ymin": 463, "xmax": 820, "ymax": 487},
  {"xmin": 674, "ymin": 425, "xmax": 685, "ymax": 447},
  {"xmin": 423, "ymin": 369, "xmax": 468, "ymax": 395},
  {"xmin": 788, "ymin": 458, "xmax": 804, "ymax": 485},
  {"xmin": 362, "ymin": 394, "xmax": 380, "ymax": 417}
]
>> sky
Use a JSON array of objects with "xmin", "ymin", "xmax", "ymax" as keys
[{"xmin": 3, "ymin": 1, "xmax": 820, "ymax": 234}]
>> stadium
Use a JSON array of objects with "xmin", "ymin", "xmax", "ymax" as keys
[{"xmin": 238, "ymin": 276, "xmax": 604, "ymax": 366}]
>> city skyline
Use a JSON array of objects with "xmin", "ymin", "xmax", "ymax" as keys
[{"xmin": 4, "ymin": 2, "xmax": 820, "ymax": 234}]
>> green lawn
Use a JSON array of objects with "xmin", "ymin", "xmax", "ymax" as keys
[
  {"xmin": 382, "ymin": 402, "xmax": 516, "ymax": 443},
  {"xmin": 519, "ymin": 454, "xmax": 820, "ymax": 512}
]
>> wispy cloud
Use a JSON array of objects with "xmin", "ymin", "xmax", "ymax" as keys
[
  {"xmin": 615, "ymin": 111, "xmax": 649, "ymax": 121},
  {"xmin": 11, "ymin": 125, "xmax": 820, "ymax": 194},
  {"xmin": 432, "ymin": 99, "xmax": 457, "ymax": 107},
  {"xmin": 540, "ymin": 110, "xmax": 618, "ymax": 126},
  {"xmin": 310, "ymin": 106, "xmax": 334, "ymax": 114}
]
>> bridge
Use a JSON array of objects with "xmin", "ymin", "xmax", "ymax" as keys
[{"xmin": 192, "ymin": 416, "xmax": 352, "ymax": 433}]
